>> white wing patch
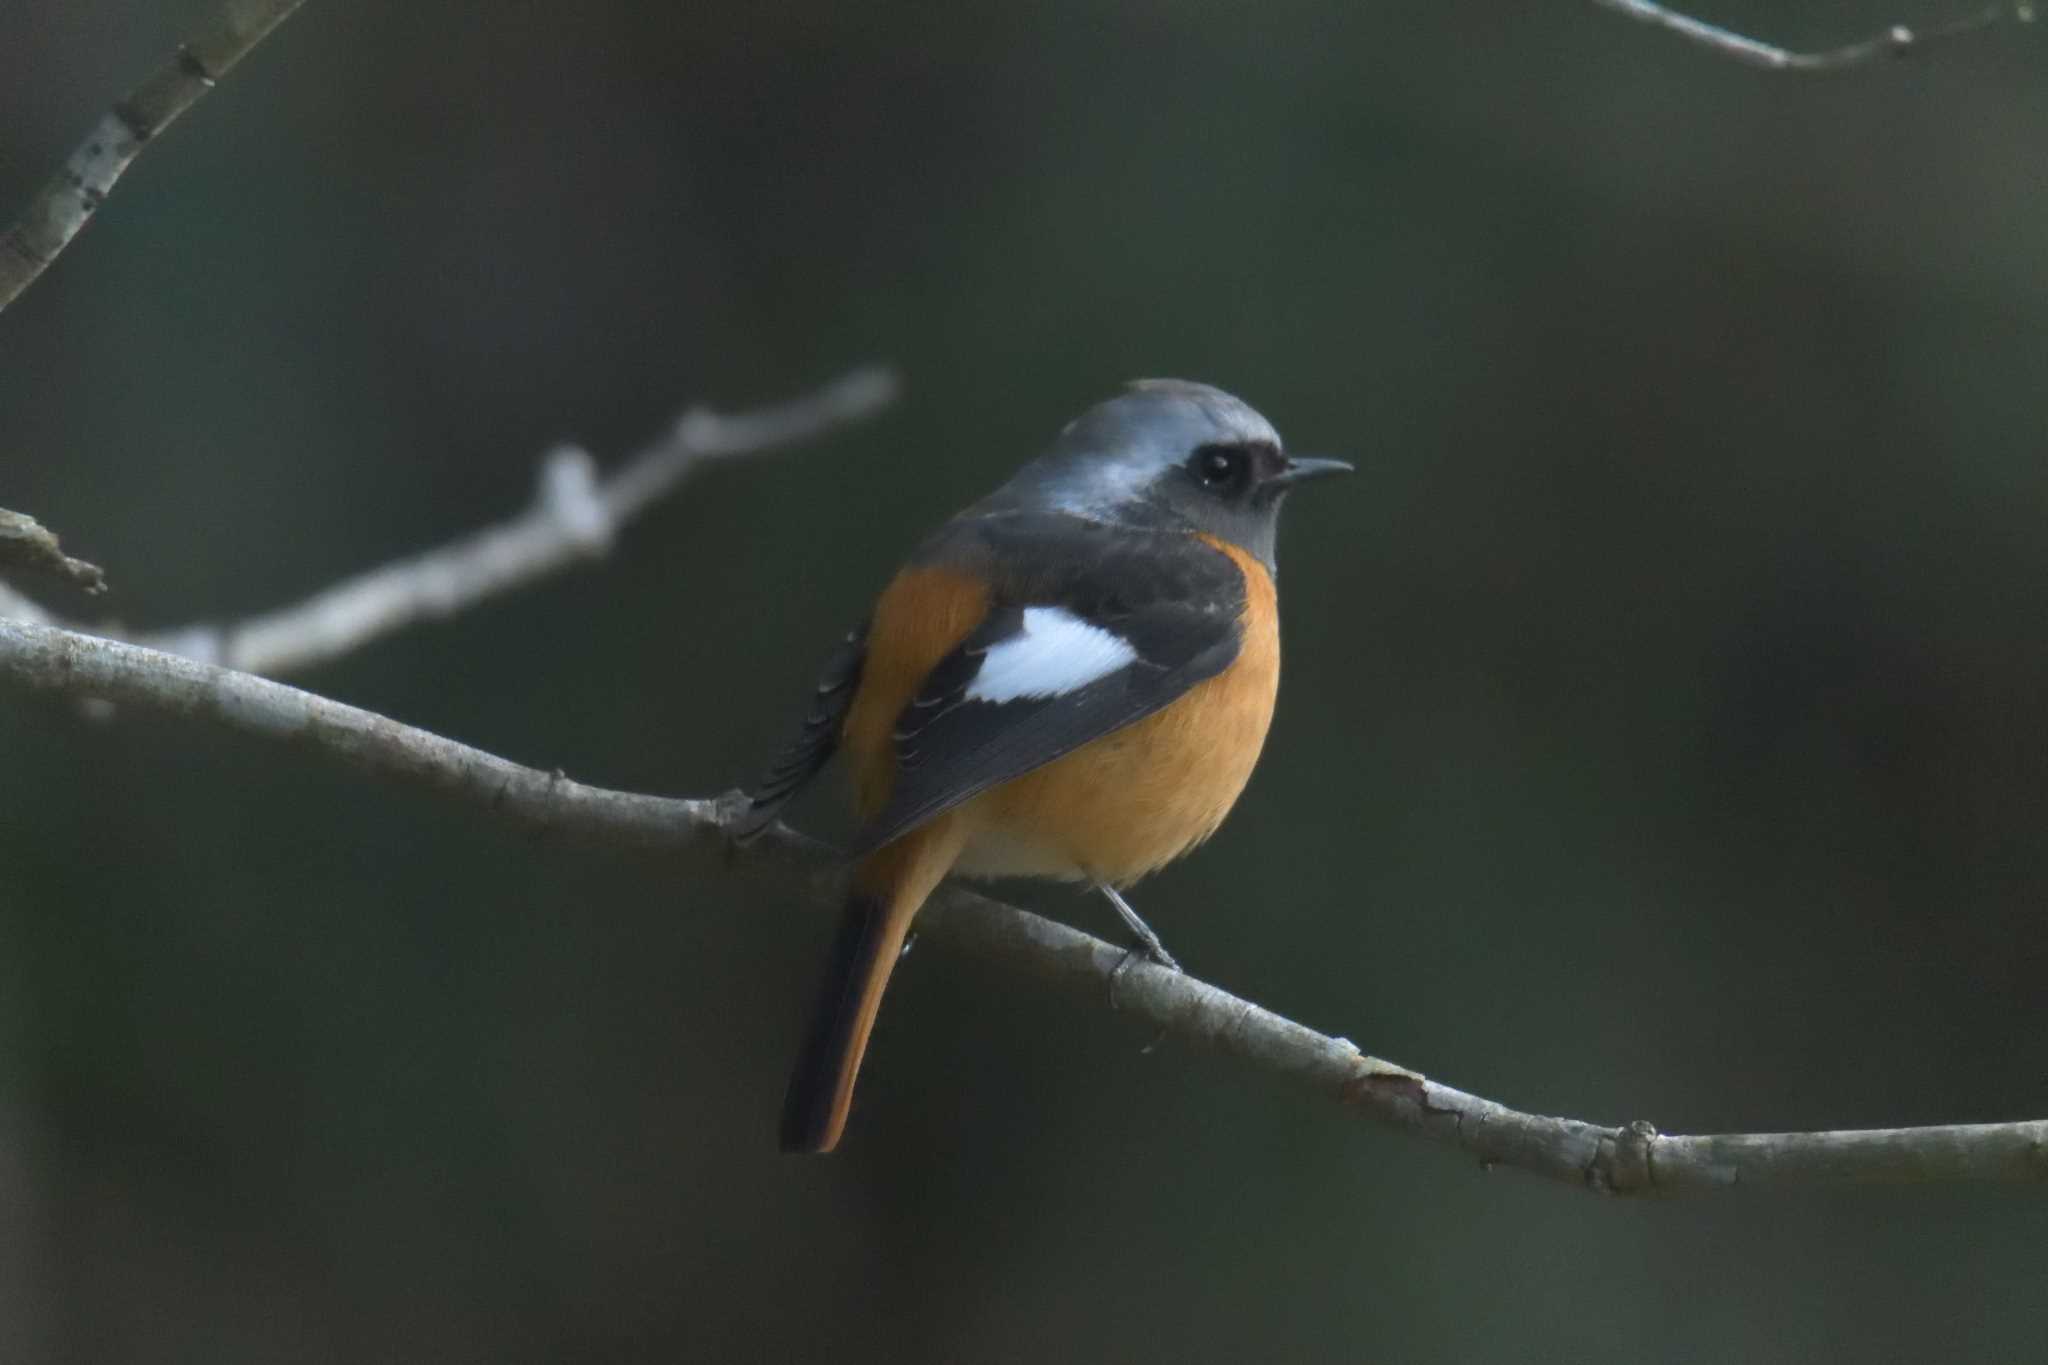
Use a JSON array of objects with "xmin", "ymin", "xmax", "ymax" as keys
[{"xmin": 964, "ymin": 606, "xmax": 1138, "ymax": 703}]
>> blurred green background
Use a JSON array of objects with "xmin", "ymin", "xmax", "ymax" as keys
[{"xmin": 4, "ymin": 1, "xmax": 2046, "ymax": 1359}]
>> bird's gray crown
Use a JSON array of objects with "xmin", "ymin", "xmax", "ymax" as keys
[{"xmin": 982, "ymin": 379, "xmax": 1284, "ymax": 524}]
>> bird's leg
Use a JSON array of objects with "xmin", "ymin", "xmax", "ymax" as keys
[
  {"xmin": 1095, "ymin": 881, "xmax": 1181, "ymax": 973},
  {"xmin": 1095, "ymin": 883, "xmax": 1178, "ymax": 1051}
]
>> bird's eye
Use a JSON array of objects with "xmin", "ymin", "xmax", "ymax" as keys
[{"xmin": 1190, "ymin": 444, "xmax": 1247, "ymax": 489}]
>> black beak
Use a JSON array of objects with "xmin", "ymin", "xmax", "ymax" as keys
[{"xmin": 1270, "ymin": 455, "xmax": 1355, "ymax": 488}]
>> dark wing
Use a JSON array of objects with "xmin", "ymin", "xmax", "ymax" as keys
[
  {"xmin": 845, "ymin": 517, "xmax": 1246, "ymax": 858},
  {"xmin": 733, "ymin": 622, "xmax": 868, "ymax": 840}
]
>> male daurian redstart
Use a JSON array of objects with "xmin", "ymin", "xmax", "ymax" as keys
[{"xmin": 737, "ymin": 380, "xmax": 1349, "ymax": 1153}]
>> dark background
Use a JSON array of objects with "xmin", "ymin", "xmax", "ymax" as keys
[{"xmin": 4, "ymin": 1, "xmax": 2045, "ymax": 1359}]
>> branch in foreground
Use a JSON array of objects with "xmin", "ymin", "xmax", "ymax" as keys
[
  {"xmin": 3, "ymin": 618, "xmax": 2042, "ymax": 1194},
  {"xmin": 0, "ymin": 368, "xmax": 897, "ymax": 677},
  {"xmin": 0, "ymin": 510, "xmax": 106, "ymax": 595},
  {"xmin": 0, "ymin": 0, "xmax": 311, "ymax": 314},
  {"xmin": 1590, "ymin": 0, "xmax": 2033, "ymax": 70}
]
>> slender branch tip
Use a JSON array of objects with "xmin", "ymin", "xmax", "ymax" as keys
[
  {"xmin": 0, "ymin": 508, "xmax": 108, "ymax": 595},
  {"xmin": 1591, "ymin": 0, "xmax": 2031, "ymax": 71}
]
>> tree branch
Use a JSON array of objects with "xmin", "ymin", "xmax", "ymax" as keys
[
  {"xmin": 0, "ymin": 510, "xmax": 106, "ymax": 595},
  {"xmin": 1590, "ymin": 0, "xmax": 2034, "ymax": 70},
  {"xmin": 2, "ymin": 616, "xmax": 2041, "ymax": 1193},
  {"xmin": 0, "ymin": 0, "xmax": 313, "ymax": 315},
  {"xmin": 0, "ymin": 367, "xmax": 898, "ymax": 676}
]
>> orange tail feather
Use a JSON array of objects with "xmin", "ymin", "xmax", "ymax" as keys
[{"xmin": 779, "ymin": 819, "xmax": 964, "ymax": 1153}]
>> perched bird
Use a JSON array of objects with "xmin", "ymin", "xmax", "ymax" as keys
[{"xmin": 739, "ymin": 380, "xmax": 1349, "ymax": 1153}]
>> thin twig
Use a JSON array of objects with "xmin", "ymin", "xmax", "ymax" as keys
[
  {"xmin": 2, "ymin": 616, "xmax": 2041, "ymax": 1193},
  {"xmin": 1590, "ymin": 0, "xmax": 2034, "ymax": 70},
  {"xmin": 0, "ymin": 0, "xmax": 312, "ymax": 314},
  {"xmin": 0, "ymin": 368, "xmax": 898, "ymax": 676},
  {"xmin": 0, "ymin": 510, "xmax": 106, "ymax": 594}
]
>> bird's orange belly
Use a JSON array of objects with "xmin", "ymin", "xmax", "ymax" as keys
[{"xmin": 954, "ymin": 613, "xmax": 1279, "ymax": 886}]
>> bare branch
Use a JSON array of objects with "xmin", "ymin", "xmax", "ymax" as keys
[
  {"xmin": 151, "ymin": 366, "xmax": 895, "ymax": 676},
  {"xmin": 2, "ymin": 615, "xmax": 2041, "ymax": 1193},
  {"xmin": 0, "ymin": 509, "xmax": 106, "ymax": 594},
  {"xmin": 0, "ymin": 369, "xmax": 898, "ymax": 676},
  {"xmin": 0, "ymin": 0, "xmax": 312, "ymax": 314},
  {"xmin": 1590, "ymin": 0, "xmax": 2034, "ymax": 70},
  {"xmin": 599, "ymin": 368, "xmax": 900, "ymax": 523}
]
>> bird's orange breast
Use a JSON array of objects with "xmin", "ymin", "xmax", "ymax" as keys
[
  {"xmin": 841, "ymin": 536, "xmax": 1280, "ymax": 886},
  {"xmin": 956, "ymin": 535, "xmax": 1279, "ymax": 885}
]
